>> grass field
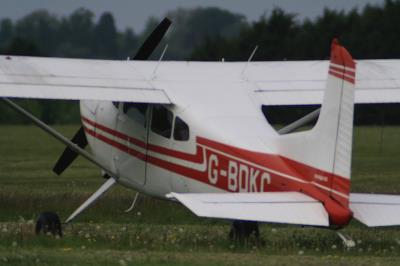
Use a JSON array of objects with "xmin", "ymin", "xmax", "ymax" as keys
[{"xmin": 1, "ymin": 125, "xmax": 400, "ymax": 265}]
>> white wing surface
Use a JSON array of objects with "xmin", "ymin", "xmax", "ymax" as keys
[
  {"xmin": 167, "ymin": 192, "xmax": 329, "ymax": 226},
  {"xmin": 0, "ymin": 56, "xmax": 171, "ymax": 103},
  {"xmin": 249, "ymin": 60, "xmax": 400, "ymax": 105},
  {"xmin": 1, "ymin": 56, "xmax": 400, "ymax": 105},
  {"xmin": 350, "ymin": 193, "xmax": 400, "ymax": 227}
]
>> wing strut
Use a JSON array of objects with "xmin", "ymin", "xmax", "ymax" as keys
[
  {"xmin": 1, "ymin": 97, "xmax": 118, "ymax": 178},
  {"xmin": 65, "ymin": 177, "xmax": 116, "ymax": 223},
  {"xmin": 278, "ymin": 108, "xmax": 320, "ymax": 134}
]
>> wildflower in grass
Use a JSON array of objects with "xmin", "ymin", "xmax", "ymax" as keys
[
  {"xmin": 271, "ymin": 228, "xmax": 277, "ymax": 233},
  {"xmin": 81, "ymin": 245, "xmax": 86, "ymax": 250},
  {"xmin": 11, "ymin": 241, "xmax": 17, "ymax": 247},
  {"xmin": 96, "ymin": 225, "xmax": 101, "ymax": 230},
  {"xmin": 119, "ymin": 259, "xmax": 127, "ymax": 266},
  {"xmin": 298, "ymin": 250, "xmax": 304, "ymax": 255},
  {"xmin": 137, "ymin": 212, "xmax": 142, "ymax": 216},
  {"xmin": 331, "ymin": 244, "xmax": 337, "ymax": 250},
  {"xmin": 357, "ymin": 239, "xmax": 362, "ymax": 244},
  {"xmin": 85, "ymin": 233, "xmax": 90, "ymax": 239}
]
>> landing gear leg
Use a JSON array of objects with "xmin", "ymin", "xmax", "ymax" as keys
[
  {"xmin": 229, "ymin": 220, "xmax": 261, "ymax": 243},
  {"xmin": 337, "ymin": 231, "xmax": 355, "ymax": 249}
]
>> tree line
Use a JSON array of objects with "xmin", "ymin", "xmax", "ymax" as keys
[{"xmin": 0, "ymin": 1, "xmax": 400, "ymax": 125}]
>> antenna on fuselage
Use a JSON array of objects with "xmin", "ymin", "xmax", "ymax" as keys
[
  {"xmin": 241, "ymin": 45, "xmax": 258, "ymax": 76},
  {"xmin": 152, "ymin": 44, "xmax": 168, "ymax": 79}
]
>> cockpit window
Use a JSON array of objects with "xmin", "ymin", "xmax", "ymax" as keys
[
  {"xmin": 173, "ymin": 116, "xmax": 190, "ymax": 141},
  {"xmin": 151, "ymin": 105, "xmax": 173, "ymax": 138},
  {"xmin": 123, "ymin": 103, "xmax": 149, "ymax": 127}
]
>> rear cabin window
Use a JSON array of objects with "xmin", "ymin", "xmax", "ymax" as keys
[
  {"xmin": 123, "ymin": 103, "xmax": 148, "ymax": 127},
  {"xmin": 151, "ymin": 105, "xmax": 173, "ymax": 138},
  {"xmin": 173, "ymin": 116, "xmax": 190, "ymax": 141}
]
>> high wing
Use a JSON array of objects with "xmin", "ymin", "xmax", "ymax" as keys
[
  {"xmin": 1, "ymin": 57, "xmax": 400, "ymax": 105},
  {"xmin": 0, "ymin": 56, "xmax": 171, "ymax": 104},
  {"xmin": 248, "ymin": 60, "xmax": 400, "ymax": 105},
  {"xmin": 167, "ymin": 192, "xmax": 329, "ymax": 227}
]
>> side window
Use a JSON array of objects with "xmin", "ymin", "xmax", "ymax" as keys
[
  {"xmin": 151, "ymin": 105, "xmax": 173, "ymax": 138},
  {"xmin": 173, "ymin": 116, "xmax": 190, "ymax": 141},
  {"xmin": 123, "ymin": 103, "xmax": 148, "ymax": 127}
]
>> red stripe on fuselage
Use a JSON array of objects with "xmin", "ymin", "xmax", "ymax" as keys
[
  {"xmin": 82, "ymin": 116, "xmax": 349, "ymax": 198},
  {"xmin": 82, "ymin": 116, "xmax": 353, "ymax": 225}
]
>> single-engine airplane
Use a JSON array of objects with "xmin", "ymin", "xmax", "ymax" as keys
[{"xmin": 2, "ymin": 18, "xmax": 400, "ymax": 242}]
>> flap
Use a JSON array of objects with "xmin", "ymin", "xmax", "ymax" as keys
[{"xmin": 167, "ymin": 192, "xmax": 329, "ymax": 227}]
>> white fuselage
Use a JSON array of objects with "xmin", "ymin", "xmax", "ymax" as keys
[{"xmin": 79, "ymin": 96, "xmax": 278, "ymax": 199}]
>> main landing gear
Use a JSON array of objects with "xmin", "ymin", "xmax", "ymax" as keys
[{"xmin": 229, "ymin": 220, "xmax": 264, "ymax": 244}]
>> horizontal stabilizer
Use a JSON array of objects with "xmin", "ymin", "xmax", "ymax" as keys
[
  {"xmin": 350, "ymin": 193, "xmax": 400, "ymax": 227},
  {"xmin": 167, "ymin": 192, "xmax": 329, "ymax": 226}
]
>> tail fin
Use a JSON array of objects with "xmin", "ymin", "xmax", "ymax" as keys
[{"xmin": 276, "ymin": 39, "xmax": 356, "ymax": 206}]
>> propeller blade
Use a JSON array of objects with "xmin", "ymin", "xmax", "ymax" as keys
[
  {"xmin": 133, "ymin": 17, "xmax": 171, "ymax": 60},
  {"xmin": 53, "ymin": 126, "xmax": 88, "ymax": 175}
]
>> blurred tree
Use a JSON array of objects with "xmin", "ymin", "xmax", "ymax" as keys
[
  {"xmin": 165, "ymin": 7, "xmax": 247, "ymax": 59},
  {"xmin": 0, "ymin": 19, "xmax": 14, "ymax": 48},
  {"xmin": 4, "ymin": 37, "xmax": 41, "ymax": 56},
  {"xmin": 15, "ymin": 10, "xmax": 59, "ymax": 56},
  {"xmin": 94, "ymin": 12, "xmax": 118, "ymax": 59},
  {"xmin": 119, "ymin": 28, "xmax": 139, "ymax": 59},
  {"xmin": 57, "ymin": 8, "xmax": 95, "ymax": 58}
]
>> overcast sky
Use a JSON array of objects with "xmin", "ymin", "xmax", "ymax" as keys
[{"xmin": 0, "ymin": 0, "xmax": 385, "ymax": 32}]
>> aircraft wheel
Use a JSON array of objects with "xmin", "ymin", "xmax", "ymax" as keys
[
  {"xmin": 229, "ymin": 220, "xmax": 262, "ymax": 244},
  {"xmin": 35, "ymin": 211, "xmax": 63, "ymax": 237}
]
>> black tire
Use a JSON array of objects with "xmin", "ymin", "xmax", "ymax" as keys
[{"xmin": 35, "ymin": 212, "xmax": 63, "ymax": 237}]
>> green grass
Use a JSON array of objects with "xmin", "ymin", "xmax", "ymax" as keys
[{"xmin": 1, "ymin": 125, "xmax": 400, "ymax": 265}]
